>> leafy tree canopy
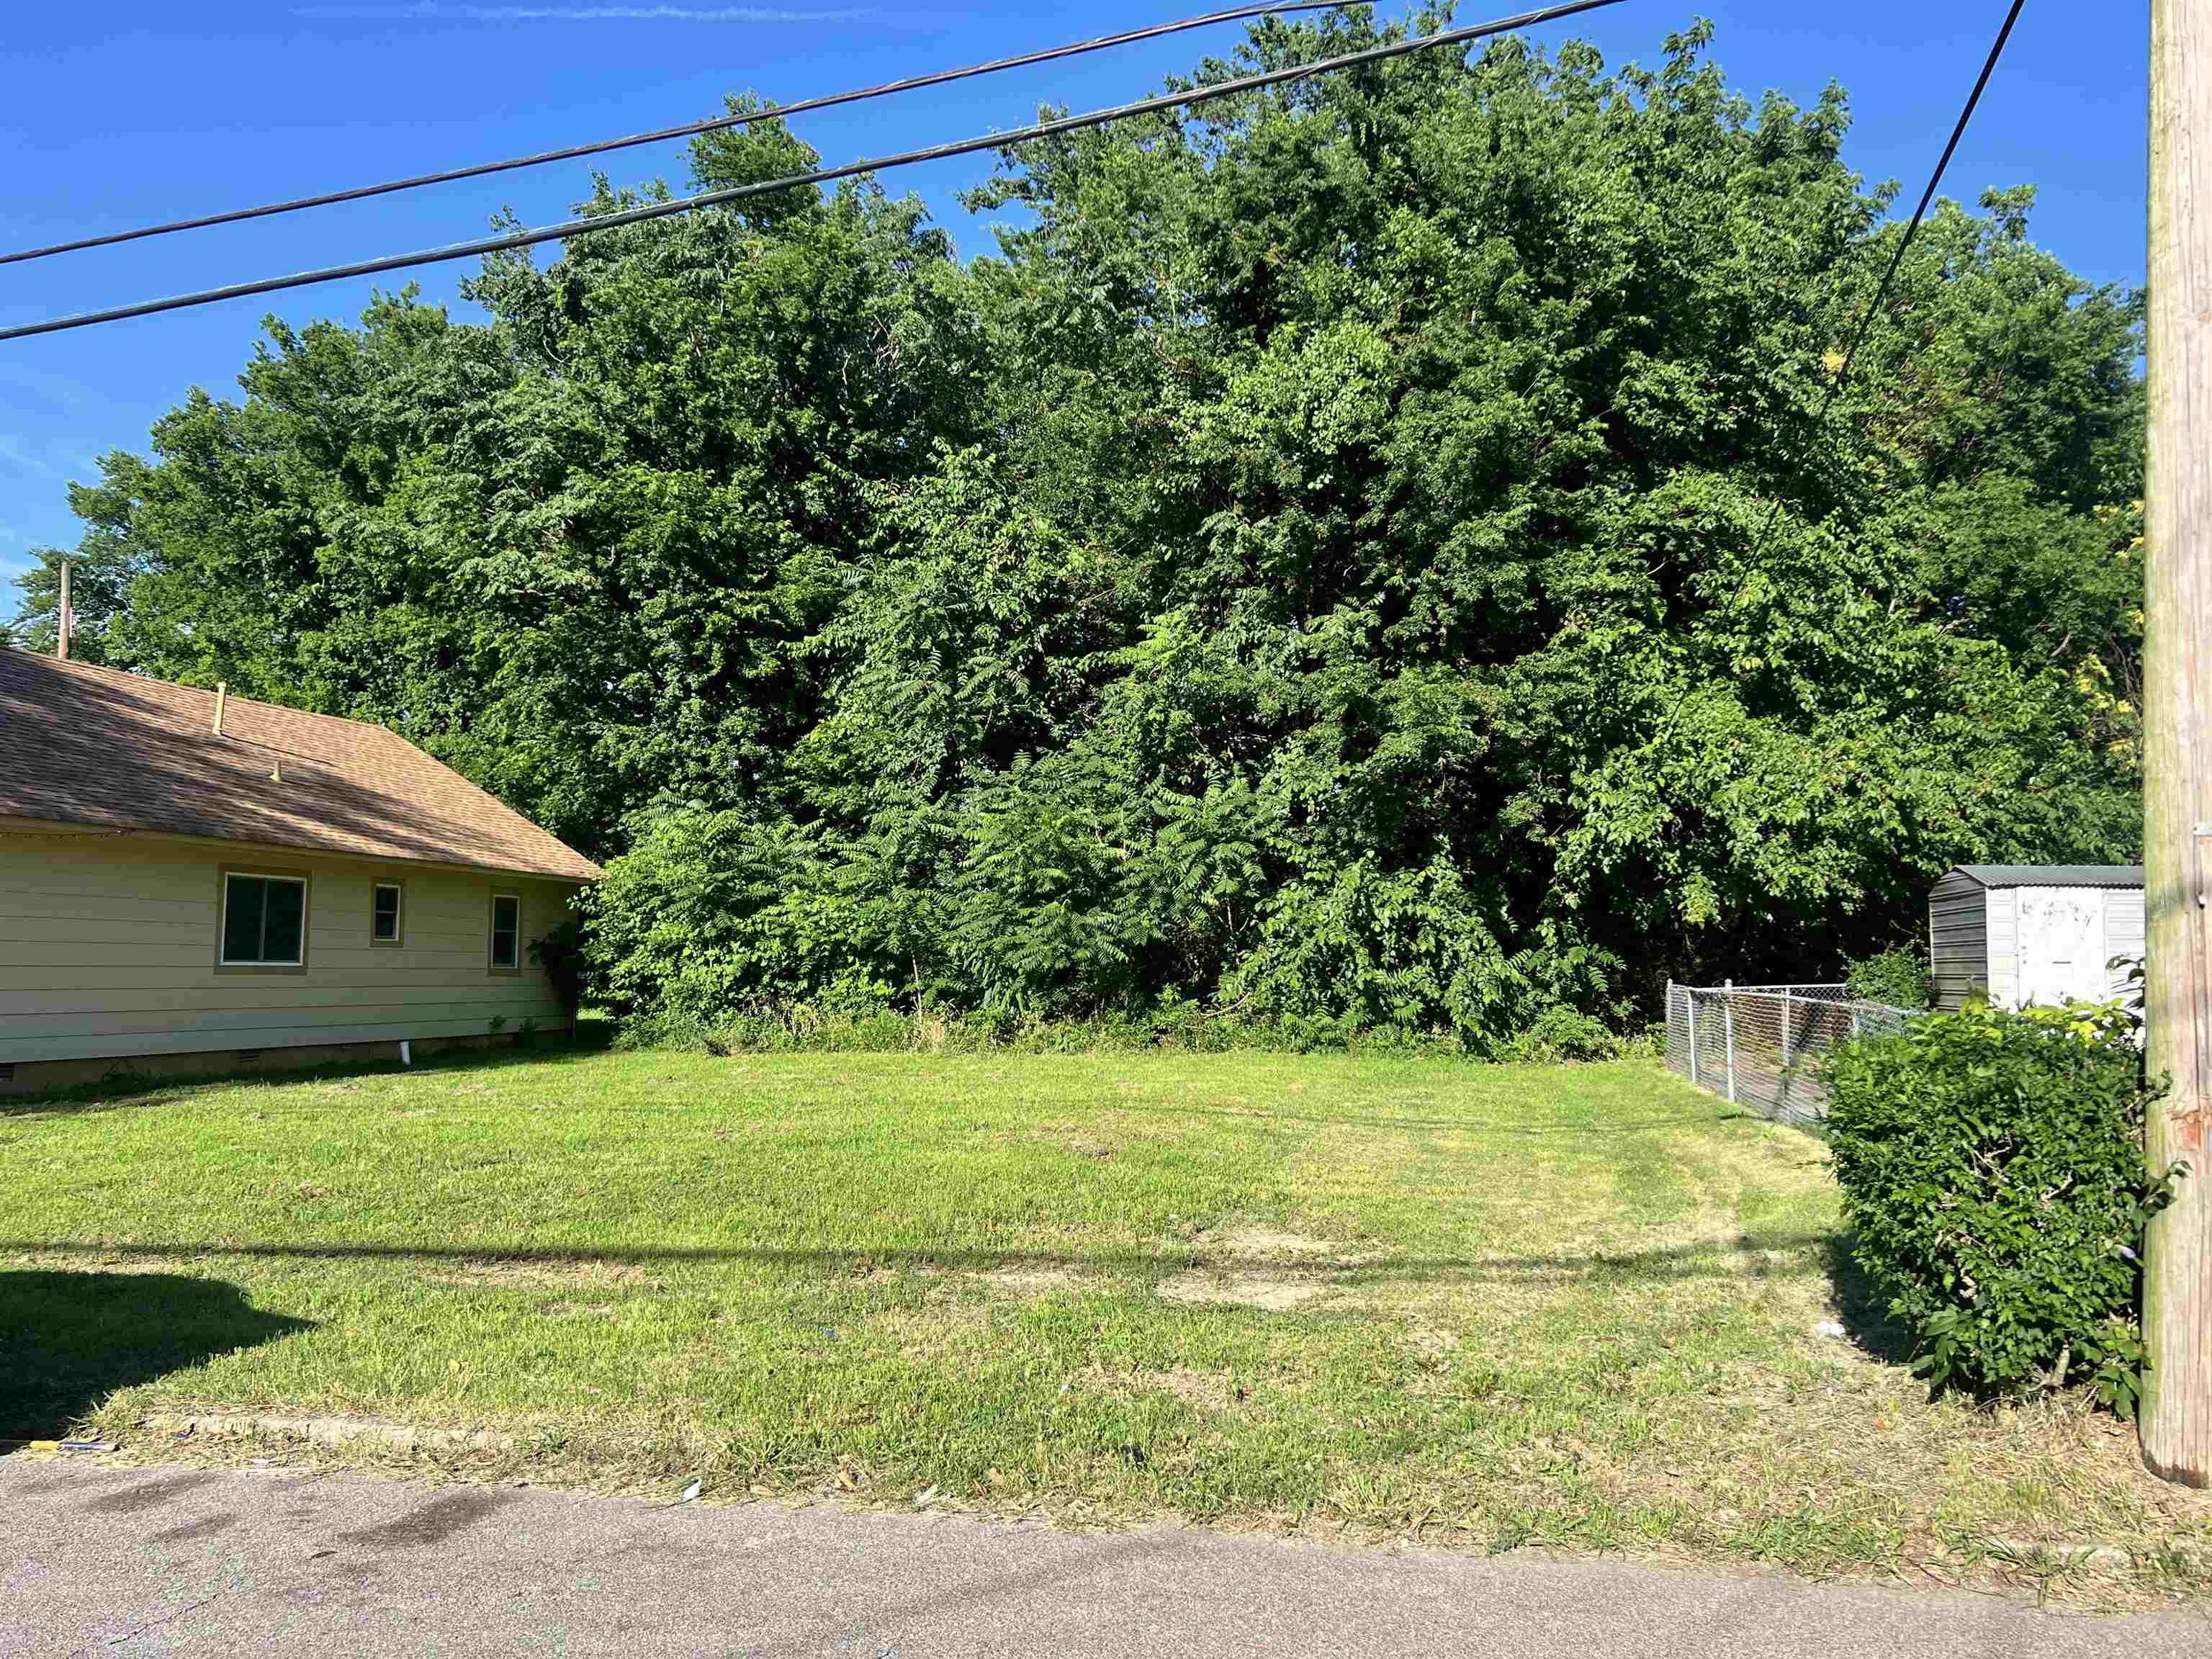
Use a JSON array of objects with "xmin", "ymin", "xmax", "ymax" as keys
[{"xmin": 10, "ymin": 12, "xmax": 2145, "ymax": 1047}]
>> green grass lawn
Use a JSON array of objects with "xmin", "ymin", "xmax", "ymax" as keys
[{"xmin": 5, "ymin": 1046, "xmax": 2209, "ymax": 1607}]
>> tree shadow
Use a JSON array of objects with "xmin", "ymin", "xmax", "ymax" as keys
[
  {"xmin": 0, "ymin": 1272, "xmax": 313, "ymax": 1440},
  {"xmin": 1, "ymin": 1030, "xmax": 606, "ymax": 1121},
  {"xmin": 1821, "ymin": 1233, "xmax": 1918, "ymax": 1367},
  {"xmin": 1, "ymin": 1231, "xmax": 1838, "ymax": 1291}
]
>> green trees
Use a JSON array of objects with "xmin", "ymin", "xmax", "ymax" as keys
[{"xmin": 12, "ymin": 14, "xmax": 2146, "ymax": 1047}]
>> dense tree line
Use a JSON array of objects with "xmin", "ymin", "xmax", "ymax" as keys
[{"xmin": 9, "ymin": 13, "xmax": 2145, "ymax": 1048}]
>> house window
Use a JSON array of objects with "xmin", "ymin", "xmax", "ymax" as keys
[
  {"xmin": 489, "ymin": 891, "xmax": 521, "ymax": 973},
  {"xmin": 220, "ymin": 872, "xmax": 307, "ymax": 967},
  {"xmin": 372, "ymin": 882, "xmax": 404, "ymax": 945}
]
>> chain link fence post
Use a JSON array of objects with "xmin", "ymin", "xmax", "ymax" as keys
[
  {"xmin": 1722, "ymin": 978, "xmax": 1737, "ymax": 1103},
  {"xmin": 1686, "ymin": 988, "xmax": 1699, "ymax": 1087}
]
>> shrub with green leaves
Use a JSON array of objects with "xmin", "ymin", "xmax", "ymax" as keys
[
  {"xmin": 1844, "ymin": 945, "xmax": 1933, "ymax": 1011},
  {"xmin": 1825, "ymin": 1002, "xmax": 2176, "ymax": 1413}
]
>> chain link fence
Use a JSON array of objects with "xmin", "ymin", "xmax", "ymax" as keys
[{"xmin": 1664, "ymin": 982, "xmax": 1916, "ymax": 1128}]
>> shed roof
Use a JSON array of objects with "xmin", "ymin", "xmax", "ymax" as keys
[
  {"xmin": 0, "ymin": 649, "xmax": 601, "ymax": 883},
  {"xmin": 1946, "ymin": 864, "xmax": 2144, "ymax": 890}
]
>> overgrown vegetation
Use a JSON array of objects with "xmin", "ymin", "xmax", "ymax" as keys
[
  {"xmin": 1825, "ymin": 1002, "xmax": 2177, "ymax": 1413},
  {"xmin": 8, "ymin": 12, "xmax": 2145, "ymax": 1048},
  {"xmin": 616, "ymin": 995, "xmax": 1628, "ymax": 1061},
  {"xmin": 1844, "ymin": 946, "xmax": 1935, "ymax": 1011}
]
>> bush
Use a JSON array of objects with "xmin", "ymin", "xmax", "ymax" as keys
[
  {"xmin": 1494, "ymin": 1004, "xmax": 1622, "ymax": 1063},
  {"xmin": 1824, "ymin": 1002, "xmax": 2177, "ymax": 1412},
  {"xmin": 585, "ymin": 804, "xmax": 1631, "ymax": 1056},
  {"xmin": 528, "ymin": 917, "xmax": 588, "ymax": 1020},
  {"xmin": 1844, "ymin": 945, "xmax": 1933, "ymax": 1011}
]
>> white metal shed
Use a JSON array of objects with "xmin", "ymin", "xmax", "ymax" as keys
[{"xmin": 1927, "ymin": 865, "xmax": 2145, "ymax": 1012}]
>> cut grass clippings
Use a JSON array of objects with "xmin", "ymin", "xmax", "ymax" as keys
[{"xmin": 3, "ymin": 1046, "xmax": 2209, "ymax": 1611}]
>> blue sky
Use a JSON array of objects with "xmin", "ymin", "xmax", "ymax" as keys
[{"xmin": 0, "ymin": 2, "xmax": 2148, "ymax": 595}]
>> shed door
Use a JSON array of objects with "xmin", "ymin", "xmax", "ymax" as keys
[{"xmin": 2016, "ymin": 889, "xmax": 2105, "ymax": 1009}]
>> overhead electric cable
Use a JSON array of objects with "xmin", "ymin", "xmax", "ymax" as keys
[
  {"xmin": 0, "ymin": 1, "xmax": 1344, "ymax": 269},
  {"xmin": 0, "ymin": 0, "xmax": 1624, "ymax": 342},
  {"xmin": 1743, "ymin": 0, "xmax": 2026, "ymax": 550},
  {"xmin": 1807, "ymin": 0, "xmax": 2028, "ymax": 433}
]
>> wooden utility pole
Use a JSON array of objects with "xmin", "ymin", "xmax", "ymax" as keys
[{"xmin": 2144, "ymin": 0, "xmax": 2212, "ymax": 1488}]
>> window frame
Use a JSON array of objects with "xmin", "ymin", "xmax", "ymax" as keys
[
  {"xmin": 487, "ymin": 889, "xmax": 523, "ymax": 976},
  {"xmin": 370, "ymin": 880, "xmax": 405, "ymax": 948},
  {"xmin": 215, "ymin": 866, "xmax": 312, "ymax": 974}
]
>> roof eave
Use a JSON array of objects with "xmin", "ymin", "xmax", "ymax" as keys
[{"xmin": 0, "ymin": 814, "xmax": 600, "ymax": 884}]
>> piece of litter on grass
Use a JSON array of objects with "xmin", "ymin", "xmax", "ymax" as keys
[
  {"xmin": 1815, "ymin": 1321, "xmax": 1847, "ymax": 1339},
  {"xmin": 677, "ymin": 1480, "xmax": 702, "ymax": 1504},
  {"xmin": 913, "ymin": 1485, "xmax": 940, "ymax": 1508},
  {"xmin": 58, "ymin": 1438, "xmax": 113, "ymax": 1454}
]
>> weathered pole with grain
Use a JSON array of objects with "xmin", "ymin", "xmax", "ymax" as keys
[{"xmin": 2144, "ymin": 0, "xmax": 2212, "ymax": 1488}]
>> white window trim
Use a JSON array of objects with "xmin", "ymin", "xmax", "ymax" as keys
[{"xmin": 219, "ymin": 871, "xmax": 310, "ymax": 968}]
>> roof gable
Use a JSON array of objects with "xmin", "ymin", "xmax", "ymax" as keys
[{"xmin": 0, "ymin": 650, "xmax": 600, "ymax": 882}]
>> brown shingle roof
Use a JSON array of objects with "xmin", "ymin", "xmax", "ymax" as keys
[{"xmin": 0, "ymin": 650, "xmax": 601, "ymax": 882}]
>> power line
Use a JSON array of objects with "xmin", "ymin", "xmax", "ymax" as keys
[
  {"xmin": 0, "ymin": 0, "xmax": 1624, "ymax": 343},
  {"xmin": 1747, "ymin": 0, "xmax": 2026, "ymax": 545},
  {"xmin": 1812, "ymin": 0, "xmax": 2026, "ymax": 426},
  {"xmin": 0, "ymin": 1, "xmax": 1346, "ymax": 270}
]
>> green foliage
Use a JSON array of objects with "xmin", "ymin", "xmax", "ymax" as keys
[
  {"xmin": 527, "ymin": 917, "xmax": 589, "ymax": 1020},
  {"xmin": 1824, "ymin": 1002, "xmax": 2177, "ymax": 1409},
  {"xmin": 12, "ymin": 14, "xmax": 2147, "ymax": 1048},
  {"xmin": 1845, "ymin": 946, "xmax": 1934, "ymax": 1011}
]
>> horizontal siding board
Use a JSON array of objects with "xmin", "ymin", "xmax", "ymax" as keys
[
  {"xmin": 0, "ymin": 982, "xmax": 567, "ymax": 1019},
  {"xmin": 0, "ymin": 911, "xmax": 496, "ymax": 953},
  {"xmin": 0, "ymin": 968, "xmax": 536, "ymax": 1000},
  {"xmin": 0, "ymin": 841, "xmax": 580, "ymax": 1065},
  {"xmin": 1929, "ymin": 882, "xmax": 1988, "ymax": 1012},
  {"xmin": 0, "ymin": 943, "xmax": 220, "ymax": 969},
  {"xmin": 0, "ymin": 889, "xmax": 215, "ymax": 924},
  {"xmin": 2, "ymin": 999, "xmax": 563, "ymax": 1040},
  {"xmin": 0, "ymin": 1018, "xmax": 565, "ymax": 1065}
]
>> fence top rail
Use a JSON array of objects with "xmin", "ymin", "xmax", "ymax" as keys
[
  {"xmin": 1677, "ymin": 984, "xmax": 1916, "ymax": 1016},
  {"xmin": 1673, "ymin": 981, "xmax": 1845, "ymax": 993}
]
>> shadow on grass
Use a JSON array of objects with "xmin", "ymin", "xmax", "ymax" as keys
[
  {"xmin": 1821, "ymin": 1233, "xmax": 1918, "ymax": 1367},
  {"xmin": 0, "ymin": 1231, "xmax": 1841, "ymax": 1290},
  {"xmin": 0, "ymin": 1272, "xmax": 313, "ymax": 1441},
  {"xmin": 1102, "ymin": 1102, "xmax": 1759, "ymax": 1136},
  {"xmin": 0, "ymin": 1030, "xmax": 611, "ymax": 1121},
  {"xmin": 6, "ymin": 1060, "xmax": 1755, "ymax": 1141}
]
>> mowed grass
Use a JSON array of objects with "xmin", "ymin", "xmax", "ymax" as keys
[{"xmin": 5, "ymin": 1046, "xmax": 2210, "ymax": 1606}]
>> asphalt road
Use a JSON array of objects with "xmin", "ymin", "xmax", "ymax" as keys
[{"xmin": 3, "ymin": 1458, "xmax": 2206, "ymax": 1658}]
